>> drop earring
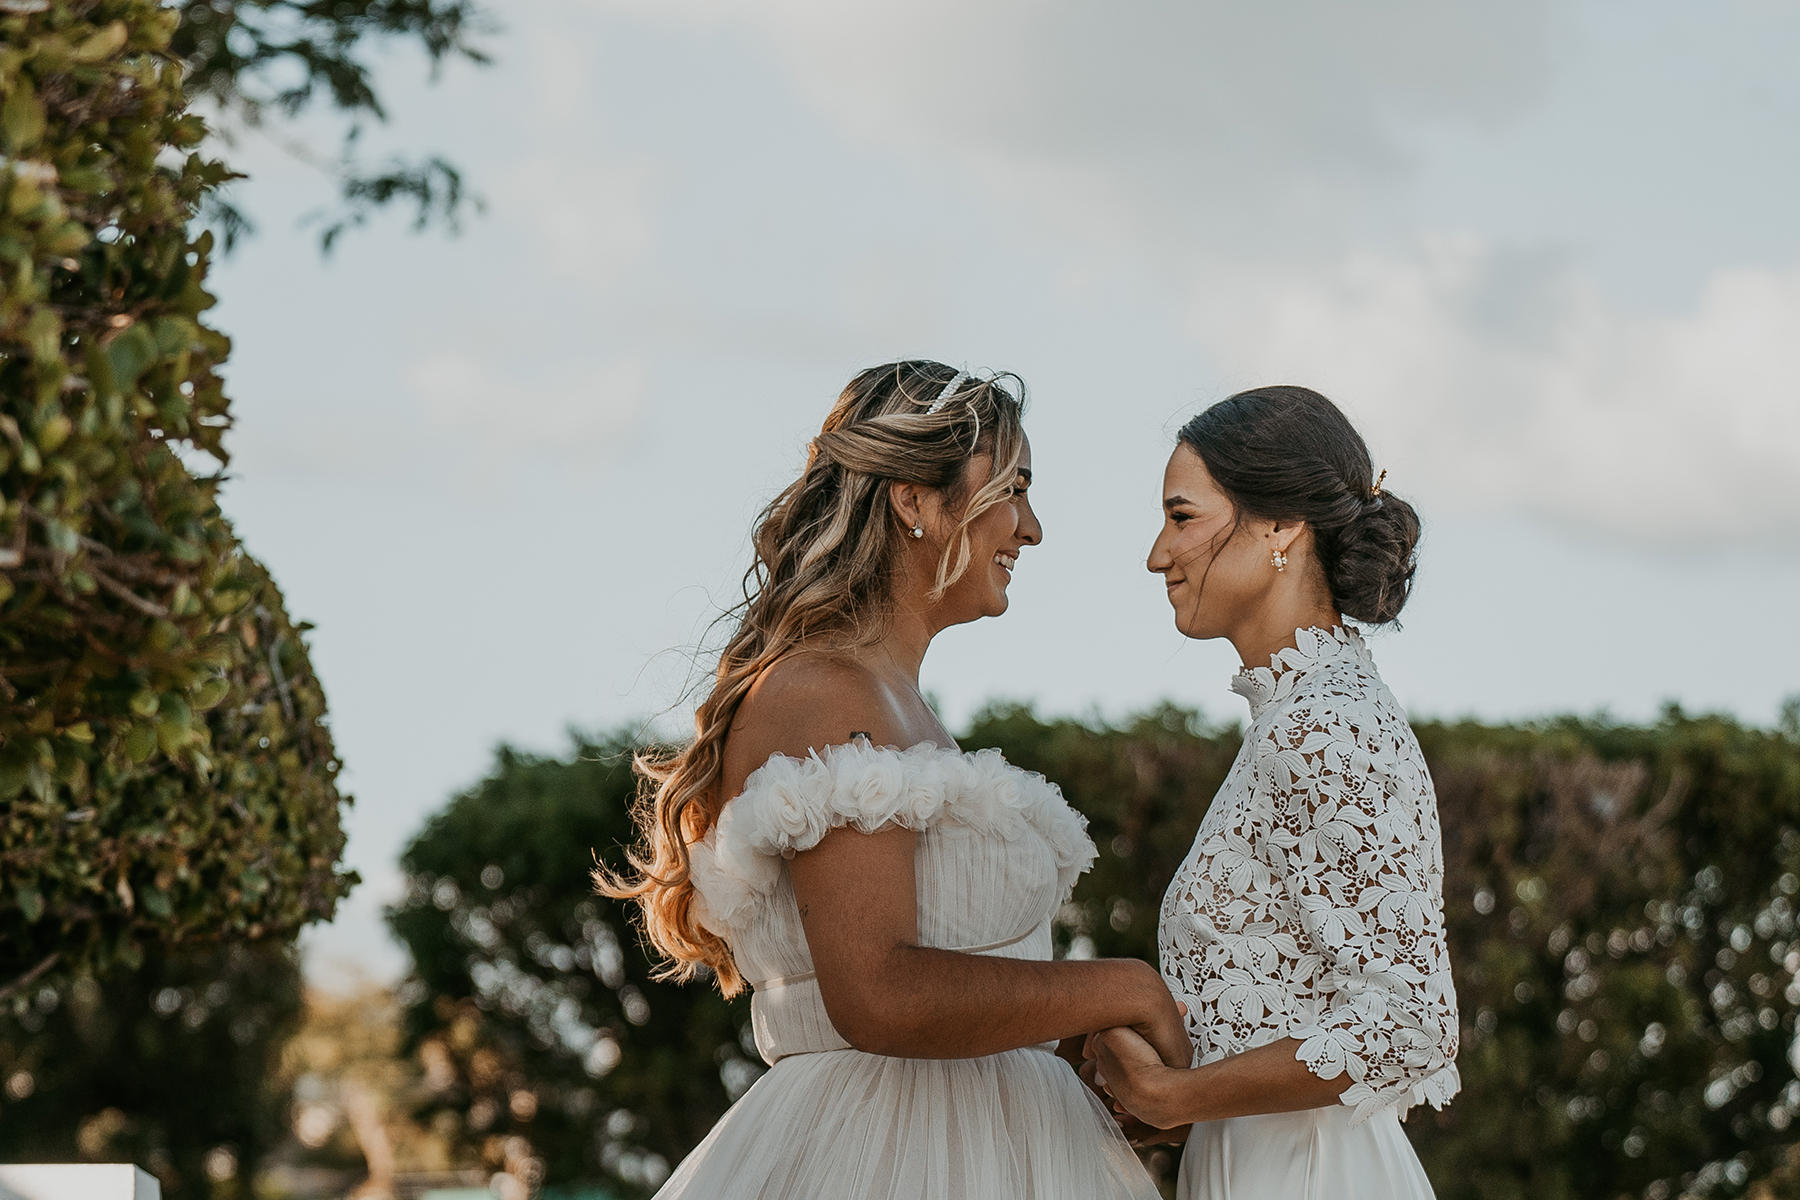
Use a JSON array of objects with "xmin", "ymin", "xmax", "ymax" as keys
[
  {"xmin": 1271, "ymin": 549, "xmax": 1288, "ymax": 572},
  {"xmin": 911, "ymin": 525, "xmax": 924, "ymax": 539}
]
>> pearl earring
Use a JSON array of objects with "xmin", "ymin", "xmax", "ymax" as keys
[
  {"xmin": 1271, "ymin": 549, "xmax": 1288, "ymax": 572},
  {"xmin": 911, "ymin": 525, "xmax": 924, "ymax": 539}
]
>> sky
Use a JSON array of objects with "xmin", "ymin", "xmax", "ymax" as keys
[{"xmin": 201, "ymin": 0, "xmax": 1800, "ymax": 987}]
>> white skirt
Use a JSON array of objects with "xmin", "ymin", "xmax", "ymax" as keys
[
  {"xmin": 1177, "ymin": 1105, "xmax": 1436, "ymax": 1200},
  {"xmin": 655, "ymin": 1045, "xmax": 1160, "ymax": 1200}
]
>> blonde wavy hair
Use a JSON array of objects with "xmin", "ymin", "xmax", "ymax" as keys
[{"xmin": 596, "ymin": 360, "xmax": 1028, "ymax": 996}]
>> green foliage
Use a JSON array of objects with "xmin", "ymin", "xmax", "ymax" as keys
[
  {"xmin": 388, "ymin": 735, "xmax": 754, "ymax": 1199},
  {"xmin": 0, "ymin": 941, "xmax": 305, "ymax": 1198},
  {"xmin": 166, "ymin": 0, "xmax": 490, "ymax": 249},
  {"xmin": 386, "ymin": 706, "xmax": 1800, "ymax": 1200},
  {"xmin": 964, "ymin": 702, "xmax": 1800, "ymax": 1200},
  {"xmin": 0, "ymin": 0, "xmax": 351, "ymax": 993},
  {"xmin": 1413, "ymin": 712, "xmax": 1800, "ymax": 1200}
]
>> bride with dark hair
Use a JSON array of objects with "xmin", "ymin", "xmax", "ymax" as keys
[
  {"xmin": 1088, "ymin": 386, "xmax": 1460, "ymax": 1199},
  {"xmin": 601, "ymin": 361, "xmax": 1178, "ymax": 1199}
]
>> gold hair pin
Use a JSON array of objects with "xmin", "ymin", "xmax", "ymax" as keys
[{"xmin": 1370, "ymin": 468, "xmax": 1388, "ymax": 499}]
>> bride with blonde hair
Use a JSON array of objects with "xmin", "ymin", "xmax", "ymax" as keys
[{"xmin": 600, "ymin": 360, "xmax": 1181, "ymax": 1199}]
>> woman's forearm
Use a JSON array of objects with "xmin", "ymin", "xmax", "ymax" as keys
[
  {"xmin": 1107, "ymin": 1037, "xmax": 1348, "ymax": 1129},
  {"xmin": 790, "ymin": 826, "xmax": 1188, "ymax": 1063},
  {"xmin": 828, "ymin": 949, "xmax": 1180, "ymax": 1061}
]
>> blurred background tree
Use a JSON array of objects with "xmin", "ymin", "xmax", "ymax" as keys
[
  {"xmin": 964, "ymin": 701, "xmax": 1800, "ymax": 1200},
  {"xmin": 363, "ymin": 703, "xmax": 1800, "ymax": 1199},
  {"xmin": 385, "ymin": 733, "xmax": 755, "ymax": 1200},
  {"xmin": 0, "ymin": 941, "xmax": 303, "ymax": 1196}
]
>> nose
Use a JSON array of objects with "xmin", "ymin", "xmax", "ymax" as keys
[
  {"xmin": 1015, "ymin": 497, "xmax": 1042, "ymax": 547},
  {"xmin": 1147, "ymin": 529, "xmax": 1172, "ymax": 574}
]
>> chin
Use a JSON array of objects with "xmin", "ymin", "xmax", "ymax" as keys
[{"xmin": 1176, "ymin": 616, "xmax": 1222, "ymax": 641}]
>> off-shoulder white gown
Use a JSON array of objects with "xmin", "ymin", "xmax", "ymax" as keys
[
  {"xmin": 1160, "ymin": 626, "xmax": 1460, "ymax": 1199},
  {"xmin": 657, "ymin": 742, "xmax": 1160, "ymax": 1200}
]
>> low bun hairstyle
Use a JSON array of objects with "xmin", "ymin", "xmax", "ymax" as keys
[{"xmin": 1177, "ymin": 385, "xmax": 1419, "ymax": 625}]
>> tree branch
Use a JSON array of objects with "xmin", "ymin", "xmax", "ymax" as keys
[{"xmin": 0, "ymin": 952, "xmax": 62, "ymax": 1004}]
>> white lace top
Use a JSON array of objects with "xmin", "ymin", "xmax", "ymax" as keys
[
  {"xmin": 688, "ymin": 742, "xmax": 1097, "ymax": 1065},
  {"xmin": 1159, "ymin": 626, "xmax": 1461, "ymax": 1125}
]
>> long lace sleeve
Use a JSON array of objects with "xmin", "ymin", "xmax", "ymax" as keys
[{"xmin": 1252, "ymin": 688, "xmax": 1461, "ymax": 1124}]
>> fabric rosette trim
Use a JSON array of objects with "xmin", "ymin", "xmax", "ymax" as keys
[{"xmin": 689, "ymin": 742, "xmax": 1097, "ymax": 931}]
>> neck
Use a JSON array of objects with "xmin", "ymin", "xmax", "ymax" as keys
[
  {"xmin": 863, "ymin": 598, "xmax": 937, "ymax": 684},
  {"xmin": 1229, "ymin": 593, "xmax": 1342, "ymax": 674}
]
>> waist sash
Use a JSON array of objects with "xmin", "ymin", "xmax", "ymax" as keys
[{"xmin": 748, "ymin": 923, "xmax": 1043, "ymax": 992}]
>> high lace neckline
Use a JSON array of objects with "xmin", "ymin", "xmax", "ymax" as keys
[{"xmin": 1229, "ymin": 625, "xmax": 1371, "ymax": 719}]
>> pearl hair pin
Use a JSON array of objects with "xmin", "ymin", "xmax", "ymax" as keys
[{"xmin": 926, "ymin": 370, "xmax": 970, "ymax": 415}]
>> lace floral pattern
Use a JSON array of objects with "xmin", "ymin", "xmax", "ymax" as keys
[{"xmin": 1159, "ymin": 626, "xmax": 1461, "ymax": 1125}]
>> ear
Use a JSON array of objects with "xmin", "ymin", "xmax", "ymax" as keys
[
  {"xmin": 888, "ymin": 480, "xmax": 928, "ymax": 534},
  {"xmin": 1268, "ymin": 520, "xmax": 1307, "ymax": 555}
]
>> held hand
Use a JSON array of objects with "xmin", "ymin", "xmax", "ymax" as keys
[
  {"xmin": 1078, "ymin": 1054, "xmax": 1110, "ymax": 1104},
  {"xmin": 1120, "ymin": 1116, "xmax": 1193, "ymax": 1148},
  {"xmin": 1082, "ymin": 1026, "xmax": 1194, "ymax": 1144},
  {"xmin": 1130, "ymin": 985, "xmax": 1192, "ymax": 1070},
  {"xmin": 1092, "ymin": 1025, "xmax": 1186, "ymax": 1131}
]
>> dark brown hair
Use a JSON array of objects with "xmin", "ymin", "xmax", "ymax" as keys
[{"xmin": 1177, "ymin": 385, "xmax": 1419, "ymax": 625}]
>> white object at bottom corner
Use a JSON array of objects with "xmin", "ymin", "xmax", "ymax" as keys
[{"xmin": 0, "ymin": 1164, "xmax": 161, "ymax": 1200}]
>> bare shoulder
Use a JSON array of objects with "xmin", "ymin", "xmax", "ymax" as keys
[{"xmin": 721, "ymin": 653, "xmax": 909, "ymax": 797}]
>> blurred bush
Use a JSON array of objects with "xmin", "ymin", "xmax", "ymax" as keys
[
  {"xmin": 387, "ymin": 735, "xmax": 755, "ymax": 1200},
  {"xmin": 0, "ymin": 941, "xmax": 303, "ymax": 1196},
  {"xmin": 380, "ymin": 703, "xmax": 1800, "ymax": 1200},
  {"xmin": 965, "ymin": 701, "xmax": 1800, "ymax": 1200},
  {"xmin": 0, "ymin": 0, "xmax": 352, "ymax": 1000}
]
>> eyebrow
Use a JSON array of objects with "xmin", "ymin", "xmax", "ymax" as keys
[{"xmin": 1164, "ymin": 494, "xmax": 1195, "ymax": 510}]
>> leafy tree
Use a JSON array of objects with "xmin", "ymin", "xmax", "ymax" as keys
[
  {"xmin": 165, "ymin": 0, "xmax": 490, "ymax": 250},
  {"xmin": 388, "ymin": 735, "xmax": 755, "ymax": 1200},
  {"xmin": 0, "ymin": 0, "xmax": 478, "ymax": 1192},
  {"xmin": 1, "ymin": 0, "xmax": 351, "ymax": 996}
]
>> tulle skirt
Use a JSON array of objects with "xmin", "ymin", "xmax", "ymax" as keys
[
  {"xmin": 1177, "ymin": 1105, "xmax": 1436, "ymax": 1200},
  {"xmin": 654, "ymin": 1045, "xmax": 1160, "ymax": 1200}
]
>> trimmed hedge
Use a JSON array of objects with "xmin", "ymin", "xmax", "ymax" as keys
[
  {"xmin": 0, "ymin": 0, "xmax": 351, "ymax": 994},
  {"xmin": 382, "ymin": 707, "xmax": 1800, "ymax": 1198},
  {"xmin": 967, "ymin": 702, "xmax": 1800, "ymax": 1199}
]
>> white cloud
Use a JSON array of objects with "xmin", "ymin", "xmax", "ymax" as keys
[
  {"xmin": 1195, "ymin": 238, "xmax": 1800, "ymax": 540},
  {"xmin": 597, "ymin": 0, "xmax": 1555, "ymax": 265},
  {"xmin": 582, "ymin": 0, "xmax": 1800, "ymax": 544},
  {"xmin": 406, "ymin": 353, "xmax": 647, "ymax": 460},
  {"xmin": 496, "ymin": 159, "xmax": 660, "ymax": 281}
]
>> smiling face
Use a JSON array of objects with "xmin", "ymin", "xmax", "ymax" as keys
[
  {"xmin": 928, "ymin": 436, "xmax": 1040, "ymax": 626},
  {"xmin": 1146, "ymin": 443, "xmax": 1276, "ymax": 641}
]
